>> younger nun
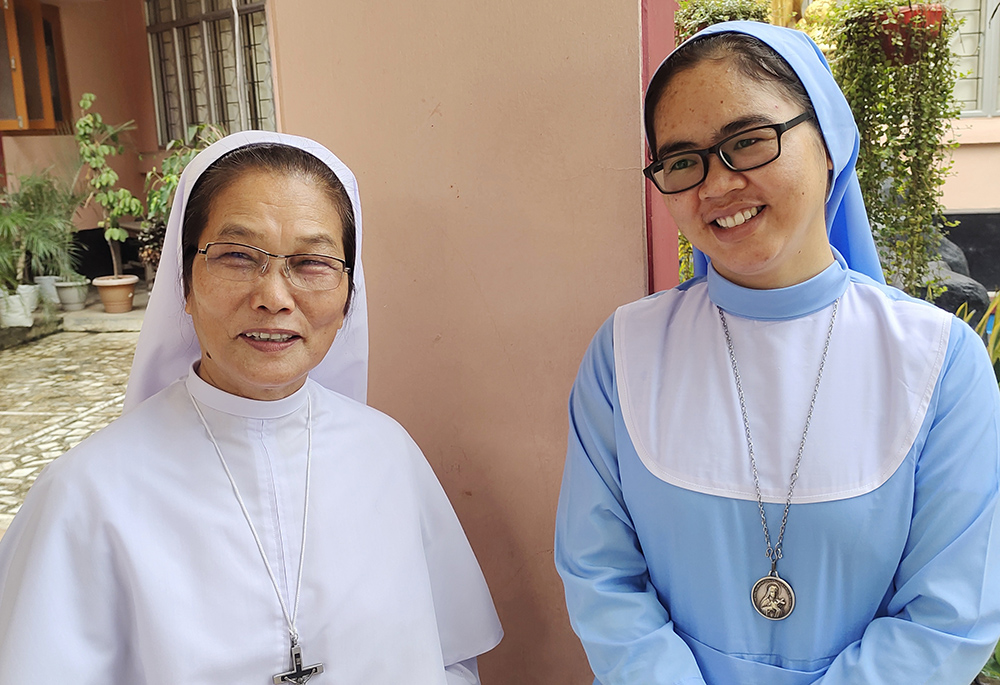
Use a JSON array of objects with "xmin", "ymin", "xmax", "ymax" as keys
[{"xmin": 555, "ymin": 22, "xmax": 1000, "ymax": 685}]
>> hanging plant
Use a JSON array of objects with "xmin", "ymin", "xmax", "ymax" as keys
[
  {"xmin": 671, "ymin": 0, "xmax": 771, "ymax": 283},
  {"xmin": 823, "ymin": 0, "xmax": 960, "ymax": 297}
]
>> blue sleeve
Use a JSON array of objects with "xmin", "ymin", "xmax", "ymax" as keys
[
  {"xmin": 554, "ymin": 316, "xmax": 707, "ymax": 685},
  {"xmin": 816, "ymin": 317, "xmax": 1000, "ymax": 683}
]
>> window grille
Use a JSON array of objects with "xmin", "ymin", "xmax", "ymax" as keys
[{"xmin": 145, "ymin": 0, "xmax": 275, "ymax": 145}]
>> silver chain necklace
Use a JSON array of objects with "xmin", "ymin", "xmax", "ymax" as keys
[
  {"xmin": 718, "ymin": 298, "xmax": 839, "ymax": 621},
  {"xmin": 189, "ymin": 390, "xmax": 325, "ymax": 683}
]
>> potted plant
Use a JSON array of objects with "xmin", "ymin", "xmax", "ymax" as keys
[
  {"xmin": 139, "ymin": 124, "xmax": 226, "ymax": 277},
  {"xmin": 0, "ymin": 173, "xmax": 83, "ymax": 323},
  {"xmin": 823, "ymin": 0, "xmax": 960, "ymax": 297},
  {"xmin": 7, "ymin": 172, "xmax": 82, "ymax": 306},
  {"xmin": 876, "ymin": 2, "xmax": 945, "ymax": 65},
  {"xmin": 52, "ymin": 272, "xmax": 91, "ymax": 311},
  {"xmin": 671, "ymin": 0, "xmax": 771, "ymax": 282},
  {"xmin": 73, "ymin": 93, "xmax": 144, "ymax": 313},
  {"xmin": 0, "ymin": 201, "xmax": 33, "ymax": 327}
]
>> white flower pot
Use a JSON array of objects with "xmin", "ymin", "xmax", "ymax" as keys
[
  {"xmin": 54, "ymin": 279, "xmax": 91, "ymax": 311},
  {"xmin": 0, "ymin": 292, "xmax": 33, "ymax": 327},
  {"xmin": 16, "ymin": 284, "xmax": 39, "ymax": 312},
  {"xmin": 34, "ymin": 276, "xmax": 60, "ymax": 305}
]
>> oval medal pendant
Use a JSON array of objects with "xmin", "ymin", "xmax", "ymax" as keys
[{"xmin": 752, "ymin": 572, "xmax": 795, "ymax": 620}]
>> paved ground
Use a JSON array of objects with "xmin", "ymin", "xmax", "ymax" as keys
[
  {"xmin": 0, "ymin": 331, "xmax": 139, "ymax": 532},
  {"xmin": 0, "ymin": 282, "xmax": 146, "ymax": 538}
]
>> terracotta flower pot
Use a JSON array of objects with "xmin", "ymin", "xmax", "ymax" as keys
[
  {"xmin": 878, "ymin": 4, "xmax": 945, "ymax": 66},
  {"xmin": 93, "ymin": 274, "xmax": 139, "ymax": 313}
]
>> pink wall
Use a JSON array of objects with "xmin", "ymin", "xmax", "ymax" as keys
[
  {"xmin": 643, "ymin": 0, "xmax": 680, "ymax": 293},
  {"xmin": 269, "ymin": 0, "xmax": 648, "ymax": 680}
]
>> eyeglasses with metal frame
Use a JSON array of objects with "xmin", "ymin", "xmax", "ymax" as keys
[
  {"xmin": 643, "ymin": 112, "xmax": 814, "ymax": 195},
  {"xmin": 197, "ymin": 242, "xmax": 350, "ymax": 291}
]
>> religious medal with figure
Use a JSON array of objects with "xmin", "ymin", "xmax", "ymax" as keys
[
  {"xmin": 719, "ymin": 300, "xmax": 840, "ymax": 625},
  {"xmin": 751, "ymin": 571, "xmax": 795, "ymax": 621}
]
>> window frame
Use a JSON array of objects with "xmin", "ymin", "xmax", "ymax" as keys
[
  {"xmin": 145, "ymin": 0, "xmax": 273, "ymax": 146},
  {"xmin": 0, "ymin": 0, "xmax": 57, "ymax": 132},
  {"xmin": 953, "ymin": 0, "xmax": 1000, "ymax": 117}
]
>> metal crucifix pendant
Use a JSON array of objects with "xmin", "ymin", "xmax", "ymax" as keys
[
  {"xmin": 272, "ymin": 643, "xmax": 324, "ymax": 684},
  {"xmin": 751, "ymin": 566, "xmax": 795, "ymax": 621}
]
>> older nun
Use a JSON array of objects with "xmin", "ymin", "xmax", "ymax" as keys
[{"xmin": 0, "ymin": 131, "xmax": 502, "ymax": 684}]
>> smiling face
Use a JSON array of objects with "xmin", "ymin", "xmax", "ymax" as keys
[
  {"xmin": 652, "ymin": 56, "xmax": 835, "ymax": 289},
  {"xmin": 184, "ymin": 170, "xmax": 349, "ymax": 400}
]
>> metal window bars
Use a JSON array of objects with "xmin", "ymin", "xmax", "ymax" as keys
[{"xmin": 144, "ymin": 0, "xmax": 274, "ymax": 146}]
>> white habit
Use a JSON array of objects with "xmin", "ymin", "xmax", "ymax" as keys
[{"xmin": 0, "ymin": 369, "xmax": 502, "ymax": 683}]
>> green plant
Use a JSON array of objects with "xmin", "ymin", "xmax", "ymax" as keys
[
  {"xmin": 0, "ymin": 173, "xmax": 81, "ymax": 292},
  {"xmin": 8, "ymin": 172, "xmax": 81, "ymax": 281},
  {"xmin": 139, "ymin": 124, "xmax": 226, "ymax": 268},
  {"xmin": 977, "ymin": 637, "xmax": 1000, "ymax": 683},
  {"xmin": 956, "ymin": 291, "xmax": 1000, "ymax": 393},
  {"xmin": 74, "ymin": 93, "xmax": 144, "ymax": 277},
  {"xmin": 674, "ymin": 0, "xmax": 770, "ymax": 41},
  {"xmin": 824, "ymin": 0, "xmax": 960, "ymax": 297},
  {"xmin": 671, "ymin": 0, "xmax": 770, "ymax": 282},
  {"xmin": 0, "ymin": 204, "xmax": 22, "ymax": 293}
]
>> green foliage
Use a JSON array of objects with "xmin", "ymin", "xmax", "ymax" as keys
[
  {"xmin": 0, "ymin": 205, "xmax": 24, "ymax": 292},
  {"xmin": 823, "ymin": 0, "xmax": 960, "ymax": 297},
  {"xmin": 10, "ymin": 173, "xmax": 81, "ymax": 282},
  {"xmin": 674, "ymin": 0, "xmax": 770, "ymax": 42},
  {"xmin": 74, "ymin": 93, "xmax": 143, "ymax": 277},
  {"xmin": 956, "ymin": 291, "xmax": 1000, "ymax": 392},
  {"xmin": 977, "ymin": 638, "xmax": 1000, "ymax": 681},
  {"xmin": 671, "ymin": 0, "xmax": 770, "ymax": 282},
  {"xmin": 138, "ymin": 124, "xmax": 226, "ymax": 268},
  {"xmin": 0, "ymin": 173, "xmax": 81, "ymax": 291}
]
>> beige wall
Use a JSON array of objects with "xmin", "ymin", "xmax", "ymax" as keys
[
  {"xmin": 944, "ymin": 117, "xmax": 1000, "ymax": 212},
  {"xmin": 269, "ymin": 0, "xmax": 648, "ymax": 681}
]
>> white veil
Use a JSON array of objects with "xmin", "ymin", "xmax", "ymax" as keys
[{"xmin": 123, "ymin": 131, "xmax": 368, "ymax": 411}]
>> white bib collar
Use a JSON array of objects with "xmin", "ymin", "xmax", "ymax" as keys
[{"xmin": 614, "ymin": 268, "xmax": 950, "ymax": 503}]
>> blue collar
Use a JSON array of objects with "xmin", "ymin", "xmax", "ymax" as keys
[{"xmin": 707, "ymin": 250, "xmax": 850, "ymax": 321}]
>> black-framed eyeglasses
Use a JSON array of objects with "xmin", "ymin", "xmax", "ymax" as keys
[
  {"xmin": 197, "ymin": 242, "xmax": 350, "ymax": 291},
  {"xmin": 643, "ymin": 112, "xmax": 814, "ymax": 195}
]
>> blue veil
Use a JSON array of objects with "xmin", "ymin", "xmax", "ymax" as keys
[{"xmin": 644, "ymin": 21, "xmax": 886, "ymax": 283}]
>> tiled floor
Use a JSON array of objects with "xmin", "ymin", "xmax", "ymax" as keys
[{"xmin": 0, "ymin": 331, "xmax": 139, "ymax": 532}]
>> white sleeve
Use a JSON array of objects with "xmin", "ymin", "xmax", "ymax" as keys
[{"xmin": 444, "ymin": 656, "xmax": 480, "ymax": 684}]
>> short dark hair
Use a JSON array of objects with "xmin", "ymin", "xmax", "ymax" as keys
[
  {"xmin": 181, "ymin": 143, "xmax": 356, "ymax": 312},
  {"xmin": 644, "ymin": 32, "xmax": 818, "ymax": 157}
]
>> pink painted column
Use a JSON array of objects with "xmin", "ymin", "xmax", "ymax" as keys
[{"xmin": 642, "ymin": 0, "xmax": 680, "ymax": 293}]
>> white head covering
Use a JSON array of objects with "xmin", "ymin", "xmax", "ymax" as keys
[{"xmin": 123, "ymin": 131, "xmax": 368, "ymax": 411}]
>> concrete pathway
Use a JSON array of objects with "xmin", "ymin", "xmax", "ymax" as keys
[{"xmin": 0, "ymin": 285, "xmax": 145, "ymax": 539}]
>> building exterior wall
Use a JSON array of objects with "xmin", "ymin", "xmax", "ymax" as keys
[
  {"xmin": 3, "ymin": 0, "xmax": 157, "ymax": 208},
  {"xmin": 268, "ymin": 0, "xmax": 648, "ymax": 680},
  {"xmin": 944, "ymin": 117, "xmax": 1000, "ymax": 212}
]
